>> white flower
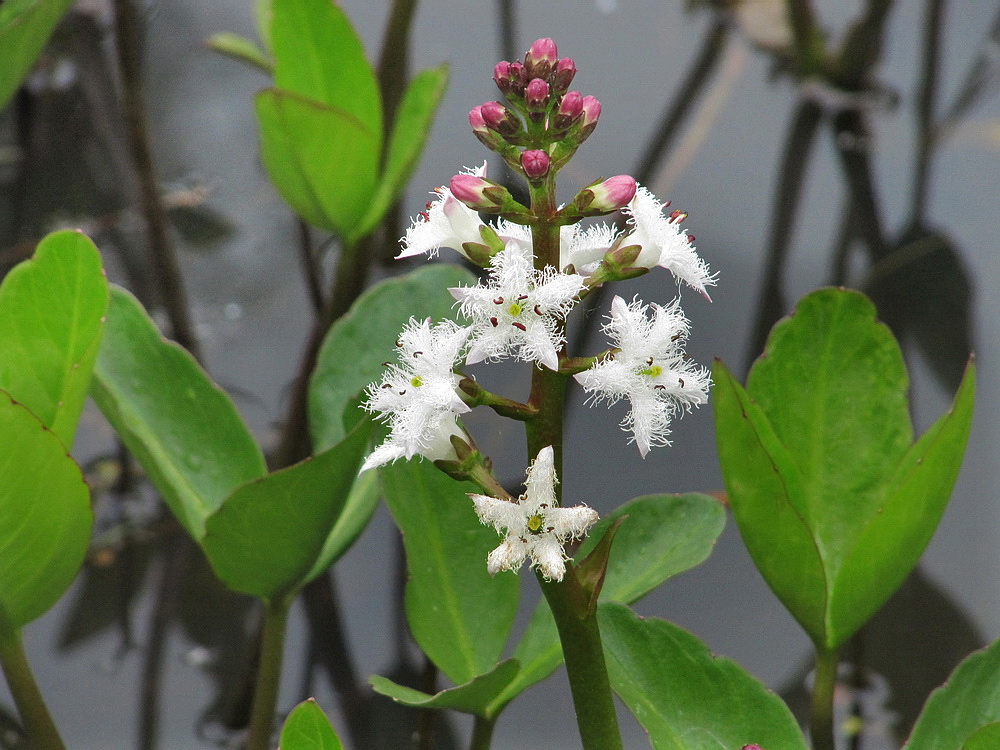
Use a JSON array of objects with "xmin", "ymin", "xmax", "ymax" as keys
[
  {"xmin": 450, "ymin": 245, "xmax": 586, "ymax": 371},
  {"xmin": 398, "ymin": 163, "xmax": 490, "ymax": 260},
  {"xmin": 361, "ymin": 318, "xmax": 472, "ymax": 472},
  {"xmin": 619, "ymin": 186, "xmax": 715, "ymax": 298},
  {"xmin": 560, "ymin": 222, "xmax": 618, "ymax": 274},
  {"xmin": 574, "ymin": 295, "xmax": 710, "ymax": 457},
  {"xmin": 471, "ymin": 446, "xmax": 599, "ymax": 582}
]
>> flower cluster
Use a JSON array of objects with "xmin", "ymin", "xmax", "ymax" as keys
[{"xmin": 362, "ymin": 38, "xmax": 715, "ymax": 581}]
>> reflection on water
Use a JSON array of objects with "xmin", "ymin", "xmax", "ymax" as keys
[{"xmin": 0, "ymin": 1, "xmax": 998, "ymax": 748}]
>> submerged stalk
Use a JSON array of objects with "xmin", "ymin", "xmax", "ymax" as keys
[{"xmin": 0, "ymin": 627, "xmax": 65, "ymax": 749}]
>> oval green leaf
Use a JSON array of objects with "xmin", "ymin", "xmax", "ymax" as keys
[
  {"xmin": 380, "ymin": 459, "xmax": 519, "ymax": 686},
  {"xmin": 370, "ymin": 659, "xmax": 519, "ymax": 717},
  {"xmin": 713, "ymin": 358, "xmax": 828, "ymax": 643},
  {"xmin": 962, "ymin": 723, "xmax": 1000, "ymax": 750},
  {"xmin": 256, "ymin": 88, "xmax": 379, "ymax": 237},
  {"xmin": 352, "ymin": 64, "xmax": 449, "ymax": 243},
  {"xmin": 0, "ymin": 0, "xmax": 75, "ymax": 110},
  {"xmin": 905, "ymin": 637, "xmax": 1000, "ymax": 750},
  {"xmin": 308, "ymin": 263, "xmax": 475, "ymax": 451},
  {"xmin": 203, "ymin": 418, "xmax": 372, "ymax": 601},
  {"xmin": 0, "ymin": 391, "xmax": 91, "ymax": 631},
  {"xmin": 0, "ymin": 230, "xmax": 108, "ymax": 448},
  {"xmin": 278, "ymin": 699, "xmax": 343, "ymax": 750},
  {"xmin": 599, "ymin": 602, "xmax": 808, "ymax": 750},
  {"xmin": 270, "ymin": 0, "xmax": 381, "ymax": 141},
  {"xmin": 717, "ymin": 288, "xmax": 973, "ymax": 650},
  {"xmin": 90, "ymin": 286, "xmax": 266, "ymax": 540}
]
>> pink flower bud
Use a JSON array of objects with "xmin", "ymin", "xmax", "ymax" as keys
[
  {"xmin": 493, "ymin": 61, "xmax": 512, "ymax": 95},
  {"xmin": 469, "ymin": 105, "xmax": 488, "ymax": 134},
  {"xmin": 521, "ymin": 149, "xmax": 550, "ymax": 180},
  {"xmin": 588, "ymin": 175, "xmax": 637, "ymax": 211},
  {"xmin": 508, "ymin": 62, "xmax": 527, "ymax": 95},
  {"xmin": 581, "ymin": 95, "xmax": 601, "ymax": 126},
  {"xmin": 741, "ymin": 746, "xmax": 764, "ymax": 750},
  {"xmin": 578, "ymin": 95, "xmax": 601, "ymax": 142},
  {"xmin": 450, "ymin": 174, "xmax": 499, "ymax": 209},
  {"xmin": 525, "ymin": 78, "xmax": 550, "ymax": 110},
  {"xmin": 480, "ymin": 101, "xmax": 519, "ymax": 135},
  {"xmin": 552, "ymin": 90, "xmax": 583, "ymax": 131},
  {"xmin": 525, "ymin": 37, "xmax": 558, "ymax": 79},
  {"xmin": 553, "ymin": 57, "xmax": 577, "ymax": 92}
]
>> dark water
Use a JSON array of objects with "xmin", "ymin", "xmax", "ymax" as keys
[{"xmin": 1, "ymin": 1, "xmax": 998, "ymax": 748}]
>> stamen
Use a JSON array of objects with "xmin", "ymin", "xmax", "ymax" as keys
[
  {"xmin": 490, "ymin": 317, "xmax": 499, "ymax": 327},
  {"xmin": 512, "ymin": 322, "xmax": 527, "ymax": 331},
  {"xmin": 493, "ymin": 296, "xmax": 505, "ymax": 305}
]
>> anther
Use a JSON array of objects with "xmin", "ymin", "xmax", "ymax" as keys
[
  {"xmin": 490, "ymin": 317, "xmax": 499, "ymax": 327},
  {"xmin": 493, "ymin": 296, "xmax": 505, "ymax": 305},
  {"xmin": 534, "ymin": 305, "xmax": 543, "ymax": 315},
  {"xmin": 512, "ymin": 322, "xmax": 527, "ymax": 331}
]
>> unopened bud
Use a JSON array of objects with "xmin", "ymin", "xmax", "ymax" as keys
[
  {"xmin": 469, "ymin": 105, "xmax": 488, "ymax": 134},
  {"xmin": 521, "ymin": 149, "xmax": 550, "ymax": 180},
  {"xmin": 552, "ymin": 91, "xmax": 583, "ymax": 131},
  {"xmin": 741, "ymin": 746, "xmax": 764, "ymax": 750},
  {"xmin": 525, "ymin": 78, "xmax": 550, "ymax": 111},
  {"xmin": 450, "ymin": 174, "xmax": 501, "ymax": 209},
  {"xmin": 480, "ymin": 101, "xmax": 520, "ymax": 136},
  {"xmin": 552, "ymin": 57, "xmax": 577, "ymax": 92},
  {"xmin": 586, "ymin": 175, "xmax": 637, "ymax": 212},
  {"xmin": 525, "ymin": 37, "xmax": 558, "ymax": 80},
  {"xmin": 508, "ymin": 61, "xmax": 527, "ymax": 96},
  {"xmin": 578, "ymin": 95, "xmax": 601, "ymax": 142},
  {"xmin": 493, "ymin": 61, "xmax": 512, "ymax": 95}
]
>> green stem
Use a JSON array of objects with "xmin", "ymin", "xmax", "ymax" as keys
[
  {"xmin": 0, "ymin": 627, "xmax": 66, "ymax": 749},
  {"xmin": 246, "ymin": 597, "xmax": 293, "ymax": 750},
  {"xmin": 540, "ymin": 569, "xmax": 624, "ymax": 750},
  {"xmin": 470, "ymin": 715, "xmax": 496, "ymax": 750},
  {"xmin": 523, "ymin": 176, "xmax": 621, "ymax": 749},
  {"xmin": 810, "ymin": 646, "xmax": 840, "ymax": 750}
]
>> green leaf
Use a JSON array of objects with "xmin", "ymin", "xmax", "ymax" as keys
[
  {"xmin": 90, "ymin": 286, "xmax": 266, "ymax": 540},
  {"xmin": 278, "ymin": 699, "xmax": 343, "ymax": 750},
  {"xmin": 0, "ymin": 391, "xmax": 91, "ymax": 631},
  {"xmin": 256, "ymin": 88, "xmax": 379, "ymax": 236},
  {"xmin": 370, "ymin": 659, "xmax": 519, "ymax": 716},
  {"xmin": 830, "ymin": 361, "xmax": 975, "ymax": 644},
  {"xmin": 352, "ymin": 64, "xmax": 450, "ymax": 243},
  {"xmin": 962, "ymin": 723, "xmax": 1000, "ymax": 750},
  {"xmin": 380, "ymin": 459, "xmax": 519, "ymax": 686},
  {"xmin": 715, "ymin": 288, "xmax": 974, "ymax": 649},
  {"xmin": 493, "ymin": 493, "xmax": 725, "ymax": 712},
  {"xmin": 0, "ymin": 230, "xmax": 108, "ymax": 448},
  {"xmin": 0, "ymin": 0, "xmax": 75, "ymax": 110},
  {"xmin": 906, "ymin": 637, "xmax": 1000, "ymax": 750},
  {"xmin": 203, "ymin": 419, "xmax": 372, "ymax": 601},
  {"xmin": 713, "ymin": 359, "xmax": 828, "ymax": 642},
  {"xmin": 309, "ymin": 263, "xmax": 476, "ymax": 451},
  {"xmin": 303, "ymin": 467, "xmax": 379, "ymax": 581},
  {"xmin": 270, "ymin": 0, "xmax": 381, "ymax": 141},
  {"xmin": 586, "ymin": 493, "xmax": 726, "ymax": 605},
  {"xmin": 205, "ymin": 31, "xmax": 272, "ymax": 73},
  {"xmin": 599, "ymin": 602, "xmax": 808, "ymax": 750}
]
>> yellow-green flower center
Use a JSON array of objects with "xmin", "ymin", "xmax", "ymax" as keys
[
  {"xmin": 410, "ymin": 375, "xmax": 424, "ymax": 388},
  {"xmin": 640, "ymin": 364, "xmax": 663, "ymax": 378},
  {"xmin": 508, "ymin": 301, "xmax": 525, "ymax": 317},
  {"xmin": 526, "ymin": 513, "xmax": 545, "ymax": 534}
]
